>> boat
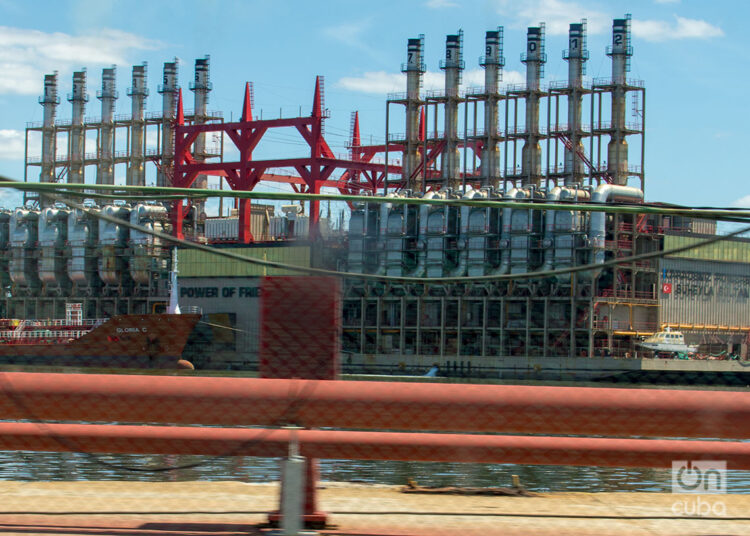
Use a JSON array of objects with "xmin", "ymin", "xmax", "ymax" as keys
[
  {"xmin": 637, "ymin": 327, "xmax": 698, "ymax": 357},
  {"xmin": 0, "ymin": 311, "xmax": 200, "ymax": 369}
]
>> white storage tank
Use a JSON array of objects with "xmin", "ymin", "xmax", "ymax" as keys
[
  {"xmin": 68, "ymin": 206, "xmax": 100, "ymax": 294},
  {"xmin": 38, "ymin": 207, "xmax": 71, "ymax": 294},
  {"xmin": 98, "ymin": 204, "xmax": 131, "ymax": 290},
  {"xmin": 9, "ymin": 208, "xmax": 40, "ymax": 294},
  {"xmin": 129, "ymin": 203, "xmax": 168, "ymax": 286},
  {"xmin": 0, "ymin": 210, "xmax": 10, "ymax": 289}
]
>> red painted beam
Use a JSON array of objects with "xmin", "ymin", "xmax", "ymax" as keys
[
  {"xmin": 1, "ymin": 423, "xmax": 749, "ymax": 469},
  {"xmin": 177, "ymin": 117, "xmax": 315, "ymax": 135},
  {"xmin": 0, "ymin": 373, "xmax": 748, "ymax": 439}
]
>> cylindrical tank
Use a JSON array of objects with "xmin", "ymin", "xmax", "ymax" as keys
[
  {"xmin": 39, "ymin": 72, "xmax": 59, "ymax": 185},
  {"xmin": 425, "ymin": 190, "xmax": 463, "ymax": 277},
  {"xmin": 98, "ymin": 205, "xmax": 131, "ymax": 289},
  {"xmin": 520, "ymin": 25, "xmax": 546, "ymax": 187},
  {"xmin": 440, "ymin": 32, "xmax": 463, "ymax": 189},
  {"xmin": 68, "ymin": 207, "xmax": 101, "ymax": 294},
  {"xmin": 588, "ymin": 184, "xmax": 643, "ymax": 277},
  {"xmin": 402, "ymin": 37, "xmax": 425, "ymax": 193},
  {"xmin": 501, "ymin": 188, "xmax": 545, "ymax": 279},
  {"xmin": 460, "ymin": 188, "xmax": 503, "ymax": 277},
  {"xmin": 383, "ymin": 193, "xmax": 421, "ymax": 276},
  {"xmin": 0, "ymin": 210, "xmax": 11, "ymax": 289},
  {"xmin": 38, "ymin": 207, "xmax": 71, "ymax": 294},
  {"xmin": 348, "ymin": 202, "xmax": 385, "ymax": 274},
  {"xmin": 607, "ymin": 16, "xmax": 632, "ymax": 185},
  {"xmin": 127, "ymin": 63, "xmax": 149, "ymax": 187},
  {"xmin": 97, "ymin": 66, "xmax": 118, "ymax": 185},
  {"xmin": 541, "ymin": 186, "xmax": 589, "ymax": 286},
  {"xmin": 67, "ymin": 70, "xmax": 88, "ymax": 184},
  {"xmin": 564, "ymin": 22, "xmax": 588, "ymax": 184},
  {"xmin": 480, "ymin": 29, "xmax": 504, "ymax": 187},
  {"xmin": 158, "ymin": 60, "xmax": 179, "ymax": 188},
  {"xmin": 9, "ymin": 209, "xmax": 40, "ymax": 294},
  {"xmin": 129, "ymin": 204, "xmax": 168, "ymax": 286}
]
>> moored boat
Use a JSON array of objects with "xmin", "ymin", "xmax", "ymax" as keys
[
  {"xmin": 637, "ymin": 327, "xmax": 698, "ymax": 357},
  {"xmin": 0, "ymin": 312, "xmax": 200, "ymax": 369}
]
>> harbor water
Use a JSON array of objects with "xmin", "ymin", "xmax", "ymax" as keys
[{"xmin": 2, "ymin": 451, "xmax": 750, "ymax": 494}]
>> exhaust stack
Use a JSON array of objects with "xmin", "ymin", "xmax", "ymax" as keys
[
  {"xmin": 607, "ymin": 15, "xmax": 632, "ymax": 185},
  {"xmin": 97, "ymin": 66, "xmax": 117, "ymax": 185},
  {"xmin": 480, "ymin": 28, "xmax": 505, "ymax": 187},
  {"xmin": 563, "ymin": 21, "xmax": 588, "ymax": 185},
  {"xmin": 440, "ymin": 31, "xmax": 463, "ymax": 189},
  {"xmin": 190, "ymin": 56, "xmax": 211, "ymax": 216},
  {"xmin": 520, "ymin": 24, "xmax": 546, "ymax": 187},
  {"xmin": 39, "ymin": 72, "xmax": 59, "ymax": 184},
  {"xmin": 67, "ymin": 70, "xmax": 88, "ymax": 184},
  {"xmin": 402, "ymin": 36, "xmax": 425, "ymax": 192},
  {"xmin": 157, "ymin": 59, "xmax": 179, "ymax": 187},
  {"xmin": 127, "ymin": 63, "xmax": 148, "ymax": 186}
]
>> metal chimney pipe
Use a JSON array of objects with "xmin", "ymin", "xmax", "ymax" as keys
[
  {"xmin": 67, "ymin": 70, "xmax": 88, "ymax": 184},
  {"xmin": 607, "ymin": 15, "xmax": 632, "ymax": 186},
  {"xmin": 563, "ymin": 21, "xmax": 588, "ymax": 185},
  {"xmin": 480, "ymin": 28, "xmax": 505, "ymax": 187},
  {"xmin": 520, "ymin": 25, "xmax": 545, "ymax": 187},
  {"xmin": 190, "ymin": 56, "xmax": 211, "ymax": 216},
  {"xmin": 96, "ymin": 66, "xmax": 118, "ymax": 185},
  {"xmin": 157, "ymin": 59, "xmax": 179, "ymax": 187},
  {"xmin": 127, "ymin": 63, "xmax": 148, "ymax": 187},
  {"xmin": 39, "ymin": 72, "xmax": 59, "ymax": 184},
  {"xmin": 440, "ymin": 31, "xmax": 463, "ymax": 189},
  {"xmin": 402, "ymin": 36, "xmax": 425, "ymax": 192}
]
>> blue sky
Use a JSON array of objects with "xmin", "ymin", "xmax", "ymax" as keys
[{"xmin": 0, "ymin": 0, "xmax": 745, "ymax": 211}]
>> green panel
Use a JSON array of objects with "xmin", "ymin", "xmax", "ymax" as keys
[
  {"xmin": 177, "ymin": 246, "xmax": 310, "ymax": 277},
  {"xmin": 664, "ymin": 235, "xmax": 750, "ymax": 263}
]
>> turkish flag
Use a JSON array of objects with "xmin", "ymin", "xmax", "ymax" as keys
[{"xmin": 662, "ymin": 283, "xmax": 672, "ymax": 294}]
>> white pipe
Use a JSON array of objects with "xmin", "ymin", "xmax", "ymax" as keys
[
  {"xmin": 499, "ymin": 188, "xmax": 529, "ymax": 274},
  {"xmin": 374, "ymin": 193, "xmax": 397, "ymax": 275},
  {"xmin": 540, "ymin": 186, "xmax": 590, "ymax": 276},
  {"xmin": 406, "ymin": 191, "xmax": 439, "ymax": 277},
  {"xmin": 588, "ymin": 184, "xmax": 643, "ymax": 277},
  {"xmin": 445, "ymin": 187, "xmax": 484, "ymax": 277}
]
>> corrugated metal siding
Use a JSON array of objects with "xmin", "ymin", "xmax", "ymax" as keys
[
  {"xmin": 664, "ymin": 235, "xmax": 750, "ymax": 263},
  {"xmin": 658, "ymin": 257, "xmax": 750, "ymax": 326},
  {"xmin": 178, "ymin": 246, "xmax": 310, "ymax": 277}
]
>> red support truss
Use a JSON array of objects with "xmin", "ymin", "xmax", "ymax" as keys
[{"xmin": 171, "ymin": 78, "xmax": 403, "ymax": 243}]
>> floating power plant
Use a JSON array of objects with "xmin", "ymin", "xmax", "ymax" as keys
[{"xmin": 1, "ymin": 15, "xmax": 748, "ymax": 371}]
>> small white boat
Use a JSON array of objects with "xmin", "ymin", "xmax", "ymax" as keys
[{"xmin": 638, "ymin": 327, "xmax": 697, "ymax": 355}]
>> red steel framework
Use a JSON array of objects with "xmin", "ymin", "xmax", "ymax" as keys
[{"xmin": 171, "ymin": 77, "xmax": 406, "ymax": 243}]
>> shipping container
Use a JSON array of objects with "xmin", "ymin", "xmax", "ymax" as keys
[
  {"xmin": 658, "ymin": 257, "xmax": 750, "ymax": 328},
  {"xmin": 177, "ymin": 245, "xmax": 311, "ymax": 278},
  {"xmin": 663, "ymin": 235, "xmax": 750, "ymax": 263}
]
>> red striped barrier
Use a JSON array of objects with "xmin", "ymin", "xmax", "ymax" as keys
[
  {"xmin": 1, "ymin": 423, "xmax": 749, "ymax": 469},
  {"xmin": 0, "ymin": 372, "xmax": 748, "ymax": 438}
]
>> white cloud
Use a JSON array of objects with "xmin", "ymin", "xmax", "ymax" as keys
[
  {"xmin": 322, "ymin": 20, "xmax": 370, "ymax": 45},
  {"xmin": 632, "ymin": 16, "xmax": 723, "ymax": 41},
  {"xmin": 493, "ymin": 1, "xmax": 722, "ymax": 42},
  {"xmin": 0, "ymin": 129, "xmax": 25, "ymax": 160},
  {"xmin": 336, "ymin": 68, "xmax": 524, "ymax": 95},
  {"xmin": 494, "ymin": 0, "xmax": 610, "ymax": 35},
  {"xmin": 0, "ymin": 26, "xmax": 162, "ymax": 96},
  {"xmin": 425, "ymin": 0, "xmax": 458, "ymax": 8},
  {"xmin": 337, "ymin": 71, "xmax": 404, "ymax": 94},
  {"xmin": 732, "ymin": 195, "xmax": 750, "ymax": 208}
]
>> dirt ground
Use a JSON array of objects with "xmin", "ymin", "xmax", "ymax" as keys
[{"xmin": 0, "ymin": 480, "xmax": 747, "ymax": 535}]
